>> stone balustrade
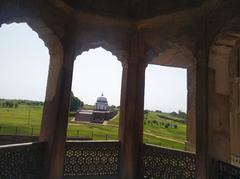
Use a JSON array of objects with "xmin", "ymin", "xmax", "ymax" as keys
[
  {"xmin": 1, "ymin": 141, "xmax": 240, "ymax": 179},
  {"xmin": 64, "ymin": 141, "xmax": 120, "ymax": 178},
  {"xmin": 0, "ymin": 142, "xmax": 46, "ymax": 179},
  {"xmin": 142, "ymin": 144, "xmax": 196, "ymax": 179}
]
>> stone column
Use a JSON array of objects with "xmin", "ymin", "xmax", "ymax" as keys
[
  {"xmin": 39, "ymin": 32, "xmax": 75, "ymax": 179},
  {"xmin": 206, "ymin": 69, "xmax": 230, "ymax": 179},
  {"xmin": 196, "ymin": 51, "xmax": 230, "ymax": 179},
  {"xmin": 208, "ymin": 69, "xmax": 230, "ymax": 161},
  {"xmin": 195, "ymin": 51, "xmax": 209, "ymax": 179},
  {"xmin": 230, "ymin": 77, "xmax": 240, "ymax": 167},
  {"xmin": 119, "ymin": 60, "xmax": 146, "ymax": 179},
  {"xmin": 206, "ymin": 38, "xmax": 232, "ymax": 177},
  {"xmin": 185, "ymin": 65, "xmax": 196, "ymax": 152},
  {"xmin": 229, "ymin": 47, "xmax": 240, "ymax": 166},
  {"xmin": 207, "ymin": 42, "xmax": 232, "ymax": 164}
]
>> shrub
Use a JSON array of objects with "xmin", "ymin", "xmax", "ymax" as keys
[
  {"xmin": 152, "ymin": 120, "xmax": 158, "ymax": 125},
  {"xmin": 5, "ymin": 101, "xmax": 14, "ymax": 108},
  {"xmin": 164, "ymin": 123, "xmax": 170, "ymax": 128}
]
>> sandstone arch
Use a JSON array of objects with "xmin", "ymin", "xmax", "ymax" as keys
[
  {"xmin": 147, "ymin": 43, "xmax": 195, "ymax": 68},
  {"xmin": 75, "ymin": 40, "xmax": 127, "ymax": 64}
]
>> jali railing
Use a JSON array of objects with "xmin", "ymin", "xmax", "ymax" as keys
[
  {"xmin": 0, "ymin": 142, "xmax": 46, "ymax": 179},
  {"xmin": 64, "ymin": 141, "xmax": 120, "ymax": 177},
  {"xmin": 142, "ymin": 144, "xmax": 196, "ymax": 179},
  {"xmin": 217, "ymin": 160, "xmax": 240, "ymax": 179}
]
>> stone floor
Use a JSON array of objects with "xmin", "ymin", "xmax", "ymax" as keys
[{"xmin": 64, "ymin": 175, "xmax": 119, "ymax": 179}]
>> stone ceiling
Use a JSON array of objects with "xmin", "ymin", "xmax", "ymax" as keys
[{"xmin": 64, "ymin": 0, "xmax": 202, "ymax": 19}]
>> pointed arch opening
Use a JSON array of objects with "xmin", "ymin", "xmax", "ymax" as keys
[
  {"xmin": 144, "ymin": 64, "xmax": 188, "ymax": 150},
  {"xmin": 0, "ymin": 22, "xmax": 50, "ymax": 143},
  {"xmin": 144, "ymin": 46, "xmax": 196, "ymax": 151},
  {"xmin": 67, "ymin": 47, "xmax": 122, "ymax": 141}
]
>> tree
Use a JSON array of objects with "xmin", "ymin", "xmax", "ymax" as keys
[
  {"xmin": 5, "ymin": 101, "xmax": 14, "ymax": 108},
  {"xmin": 170, "ymin": 111, "xmax": 178, "ymax": 116},
  {"xmin": 69, "ymin": 92, "xmax": 84, "ymax": 112},
  {"xmin": 178, "ymin": 110, "xmax": 187, "ymax": 119},
  {"xmin": 164, "ymin": 123, "xmax": 170, "ymax": 128},
  {"xmin": 144, "ymin": 110, "xmax": 149, "ymax": 120},
  {"xmin": 155, "ymin": 110, "xmax": 162, "ymax": 113}
]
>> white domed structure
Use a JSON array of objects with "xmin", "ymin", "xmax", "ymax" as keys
[
  {"xmin": 96, "ymin": 93, "xmax": 108, "ymax": 111},
  {"xmin": 76, "ymin": 93, "xmax": 117, "ymax": 123}
]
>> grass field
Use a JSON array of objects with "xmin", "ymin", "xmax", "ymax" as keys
[{"xmin": 0, "ymin": 104, "xmax": 187, "ymax": 150}]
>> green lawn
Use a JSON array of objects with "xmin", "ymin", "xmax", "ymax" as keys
[{"xmin": 0, "ymin": 104, "xmax": 187, "ymax": 150}]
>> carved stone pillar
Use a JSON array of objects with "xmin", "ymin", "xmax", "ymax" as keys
[
  {"xmin": 230, "ymin": 77, "xmax": 240, "ymax": 166},
  {"xmin": 39, "ymin": 33, "xmax": 75, "ymax": 179},
  {"xmin": 119, "ymin": 60, "xmax": 146, "ymax": 179},
  {"xmin": 196, "ymin": 51, "xmax": 209, "ymax": 179},
  {"xmin": 207, "ymin": 40, "xmax": 232, "ymax": 177},
  {"xmin": 230, "ymin": 47, "xmax": 240, "ymax": 166},
  {"xmin": 208, "ymin": 69, "xmax": 230, "ymax": 162},
  {"xmin": 185, "ymin": 65, "xmax": 196, "ymax": 152}
]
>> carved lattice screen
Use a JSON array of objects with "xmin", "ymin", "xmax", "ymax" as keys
[
  {"xmin": 64, "ymin": 141, "xmax": 120, "ymax": 177},
  {"xmin": 142, "ymin": 144, "xmax": 196, "ymax": 179}
]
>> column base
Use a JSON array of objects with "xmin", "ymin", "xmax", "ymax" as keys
[
  {"xmin": 231, "ymin": 154, "xmax": 240, "ymax": 167},
  {"xmin": 185, "ymin": 141, "xmax": 196, "ymax": 152}
]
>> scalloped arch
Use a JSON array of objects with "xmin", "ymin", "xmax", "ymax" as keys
[
  {"xmin": 146, "ymin": 43, "xmax": 196, "ymax": 68},
  {"xmin": 75, "ymin": 39, "xmax": 128, "ymax": 64}
]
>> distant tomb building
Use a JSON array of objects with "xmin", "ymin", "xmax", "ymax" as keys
[
  {"xmin": 96, "ymin": 94, "xmax": 108, "ymax": 111},
  {"xmin": 75, "ymin": 110, "xmax": 93, "ymax": 122},
  {"xmin": 75, "ymin": 94, "xmax": 117, "ymax": 123}
]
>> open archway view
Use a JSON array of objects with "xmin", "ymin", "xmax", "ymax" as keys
[
  {"xmin": 67, "ymin": 47, "xmax": 122, "ymax": 140},
  {"xmin": 144, "ymin": 64, "xmax": 187, "ymax": 150},
  {"xmin": 0, "ymin": 23, "xmax": 50, "ymax": 143}
]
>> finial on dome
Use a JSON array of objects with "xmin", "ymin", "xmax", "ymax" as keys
[{"xmin": 101, "ymin": 92, "xmax": 104, "ymax": 96}]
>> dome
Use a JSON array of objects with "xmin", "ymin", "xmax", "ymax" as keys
[
  {"xmin": 96, "ymin": 93, "xmax": 108, "ymax": 111},
  {"xmin": 97, "ymin": 96, "xmax": 108, "ymax": 103}
]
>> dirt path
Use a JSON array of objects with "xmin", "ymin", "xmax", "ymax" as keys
[
  {"xmin": 144, "ymin": 132, "xmax": 185, "ymax": 144},
  {"xmin": 70, "ymin": 115, "xmax": 184, "ymax": 144},
  {"xmin": 102, "ymin": 121, "xmax": 108, "ymax": 125},
  {"xmin": 102, "ymin": 114, "xmax": 119, "ymax": 125}
]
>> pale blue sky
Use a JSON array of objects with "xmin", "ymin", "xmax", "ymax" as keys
[
  {"xmin": 0, "ymin": 23, "xmax": 49, "ymax": 101},
  {"xmin": 145, "ymin": 65, "xmax": 187, "ymax": 112},
  {"xmin": 0, "ymin": 23, "xmax": 187, "ymax": 112}
]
